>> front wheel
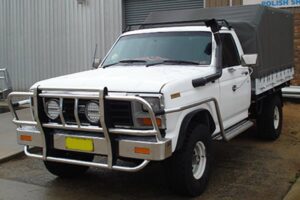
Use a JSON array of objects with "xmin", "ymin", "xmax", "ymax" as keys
[
  {"xmin": 164, "ymin": 124, "xmax": 212, "ymax": 197},
  {"xmin": 256, "ymin": 94, "xmax": 283, "ymax": 140}
]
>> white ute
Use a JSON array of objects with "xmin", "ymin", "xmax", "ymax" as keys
[{"xmin": 8, "ymin": 5, "xmax": 294, "ymax": 197}]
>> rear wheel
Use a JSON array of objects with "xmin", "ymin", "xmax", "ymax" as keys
[
  {"xmin": 256, "ymin": 94, "xmax": 283, "ymax": 140},
  {"xmin": 165, "ymin": 124, "xmax": 212, "ymax": 197},
  {"xmin": 44, "ymin": 150, "xmax": 94, "ymax": 178}
]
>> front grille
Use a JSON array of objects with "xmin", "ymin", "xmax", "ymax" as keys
[
  {"xmin": 43, "ymin": 98, "xmax": 133, "ymax": 128},
  {"xmin": 63, "ymin": 99, "xmax": 91, "ymax": 125},
  {"xmin": 107, "ymin": 100, "xmax": 133, "ymax": 127}
]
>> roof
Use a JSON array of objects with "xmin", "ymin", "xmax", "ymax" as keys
[{"xmin": 122, "ymin": 26, "xmax": 212, "ymax": 36}]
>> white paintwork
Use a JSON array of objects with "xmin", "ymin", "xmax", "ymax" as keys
[
  {"xmin": 31, "ymin": 66, "xmax": 214, "ymax": 93},
  {"xmin": 218, "ymin": 29, "xmax": 251, "ymax": 129},
  {"xmin": 122, "ymin": 26, "xmax": 212, "ymax": 36},
  {"xmin": 219, "ymin": 66, "xmax": 251, "ymax": 128},
  {"xmin": 254, "ymin": 68, "xmax": 294, "ymax": 95},
  {"xmin": 161, "ymin": 71, "xmax": 220, "ymax": 149}
]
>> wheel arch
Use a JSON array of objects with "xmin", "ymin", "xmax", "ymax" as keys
[{"xmin": 176, "ymin": 109, "xmax": 216, "ymax": 151}]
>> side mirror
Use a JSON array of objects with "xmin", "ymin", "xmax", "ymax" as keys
[
  {"xmin": 241, "ymin": 54, "xmax": 258, "ymax": 66},
  {"xmin": 92, "ymin": 58, "xmax": 101, "ymax": 69}
]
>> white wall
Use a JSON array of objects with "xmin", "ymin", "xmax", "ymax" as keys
[{"xmin": 0, "ymin": 0, "xmax": 123, "ymax": 91}]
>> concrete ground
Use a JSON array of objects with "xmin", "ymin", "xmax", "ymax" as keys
[{"xmin": 0, "ymin": 101, "xmax": 299, "ymax": 199}]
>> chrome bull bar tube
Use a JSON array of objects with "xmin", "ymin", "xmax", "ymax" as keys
[
  {"xmin": 8, "ymin": 91, "xmax": 48, "ymax": 159},
  {"xmin": 8, "ymin": 88, "xmax": 165, "ymax": 172},
  {"xmin": 7, "ymin": 92, "xmax": 34, "ymax": 120},
  {"xmin": 99, "ymin": 89, "xmax": 113, "ymax": 168},
  {"xmin": 106, "ymin": 95, "xmax": 162, "ymax": 141},
  {"xmin": 24, "ymin": 146, "xmax": 150, "ymax": 172}
]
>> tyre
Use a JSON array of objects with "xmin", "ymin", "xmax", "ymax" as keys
[
  {"xmin": 164, "ymin": 124, "xmax": 212, "ymax": 197},
  {"xmin": 256, "ymin": 94, "xmax": 283, "ymax": 140},
  {"xmin": 44, "ymin": 150, "xmax": 94, "ymax": 178}
]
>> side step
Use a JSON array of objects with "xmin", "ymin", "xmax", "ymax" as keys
[{"xmin": 213, "ymin": 120, "xmax": 254, "ymax": 141}]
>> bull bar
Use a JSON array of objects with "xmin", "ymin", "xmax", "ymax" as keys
[{"xmin": 7, "ymin": 88, "xmax": 172, "ymax": 172}]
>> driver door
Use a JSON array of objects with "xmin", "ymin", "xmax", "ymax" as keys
[{"xmin": 219, "ymin": 33, "xmax": 251, "ymax": 129}]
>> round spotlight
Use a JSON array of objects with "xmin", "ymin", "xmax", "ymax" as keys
[
  {"xmin": 85, "ymin": 102, "xmax": 100, "ymax": 124},
  {"xmin": 45, "ymin": 99, "xmax": 60, "ymax": 120}
]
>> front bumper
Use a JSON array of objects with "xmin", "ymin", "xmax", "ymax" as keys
[
  {"xmin": 16, "ymin": 130, "xmax": 172, "ymax": 161},
  {"xmin": 8, "ymin": 88, "xmax": 172, "ymax": 172}
]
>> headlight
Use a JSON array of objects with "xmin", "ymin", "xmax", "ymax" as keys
[
  {"xmin": 85, "ymin": 102, "xmax": 100, "ymax": 123},
  {"xmin": 132, "ymin": 96, "xmax": 165, "ymax": 129},
  {"xmin": 142, "ymin": 97, "xmax": 161, "ymax": 113},
  {"xmin": 45, "ymin": 99, "xmax": 60, "ymax": 120}
]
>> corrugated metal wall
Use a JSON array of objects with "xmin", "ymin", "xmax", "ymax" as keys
[{"xmin": 0, "ymin": 0, "xmax": 122, "ymax": 91}]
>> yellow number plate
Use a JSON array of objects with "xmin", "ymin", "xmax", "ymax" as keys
[{"xmin": 65, "ymin": 137, "xmax": 94, "ymax": 152}]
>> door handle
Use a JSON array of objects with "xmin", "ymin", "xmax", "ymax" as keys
[
  {"xmin": 232, "ymin": 85, "xmax": 237, "ymax": 92},
  {"xmin": 228, "ymin": 67, "xmax": 236, "ymax": 73},
  {"xmin": 241, "ymin": 71, "xmax": 249, "ymax": 76}
]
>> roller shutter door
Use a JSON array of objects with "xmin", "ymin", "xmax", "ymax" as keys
[{"xmin": 124, "ymin": 0, "xmax": 204, "ymax": 25}]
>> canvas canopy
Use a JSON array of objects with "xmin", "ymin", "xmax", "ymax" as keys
[{"xmin": 142, "ymin": 5, "xmax": 294, "ymax": 79}]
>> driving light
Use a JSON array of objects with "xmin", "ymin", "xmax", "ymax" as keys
[
  {"xmin": 45, "ymin": 99, "xmax": 60, "ymax": 120},
  {"xmin": 85, "ymin": 102, "xmax": 100, "ymax": 124}
]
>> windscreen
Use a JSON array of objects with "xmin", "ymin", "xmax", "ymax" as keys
[{"xmin": 102, "ymin": 32, "xmax": 212, "ymax": 67}]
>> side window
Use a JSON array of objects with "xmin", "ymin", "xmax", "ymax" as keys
[{"xmin": 221, "ymin": 34, "xmax": 241, "ymax": 68}]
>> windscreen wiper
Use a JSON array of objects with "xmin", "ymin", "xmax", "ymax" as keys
[
  {"xmin": 146, "ymin": 60, "xmax": 200, "ymax": 67},
  {"xmin": 103, "ymin": 59, "xmax": 147, "ymax": 68}
]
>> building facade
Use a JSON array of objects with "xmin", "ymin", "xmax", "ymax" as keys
[
  {"xmin": 0, "ymin": 0, "xmax": 123, "ymax": 91},
  {"xmin": 0, "ymin": 0, "xmax": 298, "ymax": 91}
]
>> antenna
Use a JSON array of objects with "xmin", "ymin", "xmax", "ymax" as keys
[{"xmin": 92, "ymin": 44, "xmax": 98, "ymax": 69}]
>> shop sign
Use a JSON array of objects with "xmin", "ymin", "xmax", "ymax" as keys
[{"xmin": 243, "ymin": 0, "xmax": 300, "ymax": 8}]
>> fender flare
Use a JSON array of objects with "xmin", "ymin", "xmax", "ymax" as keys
[{"xmin": 175, "ymin": 109, "xmax": 216, "ymax": 151}]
